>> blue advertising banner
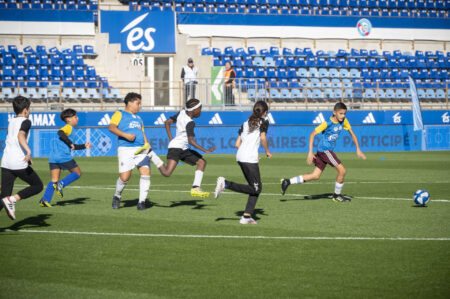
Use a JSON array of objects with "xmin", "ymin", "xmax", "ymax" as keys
[
  {"xmin": 100, "ymin": 10, "xmax": 175, "ymax": 53},
  {"xmin": 2, "ymin": 124, "xmax": 446, "ymax": 159},
  {"xmin": 1, "ymin": 110, "xmax": 449, "ymax": 128}
]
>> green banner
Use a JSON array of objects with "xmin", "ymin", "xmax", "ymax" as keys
[{"xmin": 211, "ymin": 66, "xmax": 224, "ymax": 105}]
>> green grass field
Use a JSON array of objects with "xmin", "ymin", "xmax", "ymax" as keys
[{"xmin": 1, "ymin": 152, "xmax": 449, "ymax": 298}]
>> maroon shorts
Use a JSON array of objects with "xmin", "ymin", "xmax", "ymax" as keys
[{"xmin": 314, "ymin": 151, "xmax": 342, "ymax": 171}]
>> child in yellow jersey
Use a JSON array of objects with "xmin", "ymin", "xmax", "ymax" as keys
[
  {"xmin": 40, "ymin": 109, "xmax": 92, "ymax": 207},
  {"xmin": 109, "ymin": 92, "xmax": 165, "ymax": 210},
  {"xmin": 281, "ymin": 102, "xmax": 366, "ymax": 202}
]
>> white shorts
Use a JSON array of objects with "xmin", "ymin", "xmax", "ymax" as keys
[{"xmin": 118, "ymin": 147, "xmax": 150, "ymax": 174}]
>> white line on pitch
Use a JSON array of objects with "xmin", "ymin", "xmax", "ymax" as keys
[
  {"xmin": 1, "ymin": 229, "xmax": 449, "ymax": 241},
  {"xmin": 55, "ymin": 185, "xmax": 450, "ymax": 203}
]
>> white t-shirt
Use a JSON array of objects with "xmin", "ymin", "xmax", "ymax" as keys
[
  {"xmin": 1, "ymin": 116, "xmax": 31, "ymax": 170},
  {"xmin": 236, "ymin": 119, "xmax": 269, "ymax": 163},
  {"xmin": 168, "ymin": 110, "xmax": 196, "ymax": 150}
]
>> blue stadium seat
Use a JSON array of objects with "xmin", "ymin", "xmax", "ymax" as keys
[
  {"xmin": 329, "ymin": 68, "xmax": 339, "ymax": 78},
  {"xmin": 331, "ymin": 78, "xmax": 342, "ymax": 88},
  {"xmin": 270, "ymin": 88, "xmax": 280, "ymax": 99},
  {"xmin": 309, "ymin": 67, "xmax": 319, "ymax": 78},
  {"xmin": 365, "ymin": 89, "xmax": 376, "ymax": 99},
  {"xmin": 425, "ymin": 89, "xmax": 436, "ymax": 99},
  {"xmin": 62, "ymin": 87, "xmax": 75, "ymax": 100},
  {"xmin": 436, "ymin": 89, "xmax": 446, "ymax": 99},
  {"xmin": 254, "ymin": 57, "xmax": 264, "ymax": 67},
  {"xmin": 265, "ymin": 56, "xmax": 275, "ymax": 67},
  {"xmin": 291, "ymin": 88, "xmax": 303, "ymax": 99},
  {"xmin": 318, "ymin": 68, "xmax": 328, "ymax": 77},
  {"xmin": 298, "ymin": 68, "xmax": 308, "ymax": 77},
  {"xmin": 339, "ymin": 68, "xmax": 350, "ymax": 78},
  {"xmin": 349, "ymin": 68, "xmax": 360, "ymax": 78}
]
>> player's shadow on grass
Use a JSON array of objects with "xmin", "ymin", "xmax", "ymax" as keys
[
  {"xmin": 215, "ymin": 208, "xmax": 267, "ymax": 222},
  {"xmin": 165, "ymin": 200, "xmax": 208, "ymax": 210},
  {"xmin": 1, "ymin": 214, "xmax": 52, "ymax": 231},
  {"xmin": 280, "ymin": 193, "xmax": 334, "ymax": 202},
  {"xmin": 55, "ymin": 197, "xmax": 89, "ymax": 206},
  {"xmin": 122, "ymin": 198, "xmax": 157, "ymax": 209}
]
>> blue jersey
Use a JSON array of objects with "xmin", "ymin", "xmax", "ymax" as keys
[
  {"xmin": 49, "ymin": 124, "xmax": 74, "ymax": 163},
  {"xmin": 316, "ymin": 117, "xmax": 351, "ymax": 152},
  {"xmin": 110, "ymin": 110, "xmax": 145, "ymax": 147}
]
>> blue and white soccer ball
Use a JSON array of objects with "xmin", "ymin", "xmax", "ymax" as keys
[{"xmin": 414, "ymin": 190, "xmax": 430, "ymax": 206}]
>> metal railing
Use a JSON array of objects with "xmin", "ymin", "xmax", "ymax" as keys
[{"xmin": 0, "ymin": 78, "xmax": 448, "ymax": 111}]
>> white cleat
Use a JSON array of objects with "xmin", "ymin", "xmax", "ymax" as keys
[
  {"xmin": 239, "ymin": 216, "xmax": 257, "ymax": 225},
  {"xmin": 1, "ymin": 196, "xmax": 16, "ymax": 220},
  {"xmin": 214, "ymin": 177, "xmax": 226, "ymax": 199}
]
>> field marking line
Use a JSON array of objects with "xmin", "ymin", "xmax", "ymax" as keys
[
  {"xmin": 46, "ymin": 185, "xmax": 450, "ymax": 203},
  {"xmin": 1, "ymin": 229, "xmax": 449, "ymax": 241}
]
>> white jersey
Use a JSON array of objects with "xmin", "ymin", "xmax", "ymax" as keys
[
  {"xmin": 236, "ymin": 119, "xmax": 269, "ymax": 163},
  {"xmin": 182, "ymin": 65, "xmax": 198, "ymax": 84},
  {"xmin": 168, "ymin": 110, "xmax": 196, "ymax": 150},
  {"xmin": 1, "ymin": 116, "xmax": 31, "ymax": 170}
]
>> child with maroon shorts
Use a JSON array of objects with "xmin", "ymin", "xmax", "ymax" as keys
[{"xmin": 280, "ymin": 102, "xmax": 366, "ymax": 202}]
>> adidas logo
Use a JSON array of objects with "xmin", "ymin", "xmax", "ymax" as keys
[
  {"xmin": 362, "ymin": 112, "xmax": 376, "ymax": 124},
  {"xmin": 313, "ymin": 113, "xmax": 325, "ymax": 124},
  {"xmin": 209, "ymin": 113, "xmax": 223, "ymax": 125},
  {"xmin": 98, "ymin": 114, "xmax": 111, "ymax": 126},
  {"xmin": 267, "ymin": 113, "xmax": 275, "ymax": 124},
  {"xmin": 154, "ymin": 113, "xmax": 167, "ymax": 125}
]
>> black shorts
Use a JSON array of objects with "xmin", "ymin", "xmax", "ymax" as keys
[
  {"xmin": 49, "ymin": 159, "xmax": 78, "ymax": 171},
  {"xmin": 167, "ymin": 148, "xmax": 203, "ymax": 166}
]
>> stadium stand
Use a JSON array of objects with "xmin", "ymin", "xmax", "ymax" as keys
[
  {"xmin": 0, "ymin": 44, "xmax": 121, "ymax": 103},
  {"xmin": 201, "ymin": 46, "xmax": 449, "ymax": 102},
  {"xmin": 122, "ymin": 0, "xmax": 449, "ymax": 19}
]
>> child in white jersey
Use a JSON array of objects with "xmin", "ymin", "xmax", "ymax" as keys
[
  {"xmin": 214, "ymin": 101, "xmax": 272, "ymax": 224},
  {"xmin": 1, "ymin": 96, "xmax": 43, "ymax": 220},
  {"xmin": 160, "ymin": 99, "xmax": 216, "ymax": 197}
]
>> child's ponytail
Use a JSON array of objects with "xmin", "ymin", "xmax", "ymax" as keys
[{"xmin": 248, "ymin": 101, "xmax": 269, "ymax": 132}]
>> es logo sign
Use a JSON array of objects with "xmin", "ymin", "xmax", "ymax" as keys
[
  {"xmin": 100, "ymin": 10, "xmax": 175, "ymax": 53},
  {"xmin": 121, "ymin": 13, "xmax": 155, "ymax": 52}
]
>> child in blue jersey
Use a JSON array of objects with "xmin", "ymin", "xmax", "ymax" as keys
[
  {"xmin": 40, "ymin": 109, "xmax": 92, "ymax": 207},
  {"xmin": 109, "ymin": 92, "xmax": 165, "ymax": 210},
  {"xmin": 281, "ymin": 102, "xmax": 366, "ymax": 202}
]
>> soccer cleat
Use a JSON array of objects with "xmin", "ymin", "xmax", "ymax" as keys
[
  {"xmin": 190, "ymin": 187, "xmax": 210, "ymax": 198},
  {"xmin": 137, "ymin": 201, "xmax": 146, "ymax": 210},
  {"xmin": 281, "ymin": 178, "xmax": 290, "ymax": 195},
  {"xmin": 112, "ymin": 196, "xmax": 121, "ymax": 209},
  {"xmin": 1, "ymin": 196, "xmax": 16, "ymax": 220},
  {"xmin": 332, "ymin": 193, "xmax": 351, "ymax": 203},
  {"xmin": 134, "ymin": 143, "xmax": 152, "ymax": 155},
  {"xmin": 214, "ymin": 177, "xmax": 226, "ymax": 199},
  {"xmin": 39, "ymin": 199, "xmax": 52, "ymax": 208},
  {"xmin": 54, "ymin": 182, "xmax": 63, "ymax": 198},
  {"xmin": 239, "ymin": 216, "xmax": 257, "ymax": 225}
]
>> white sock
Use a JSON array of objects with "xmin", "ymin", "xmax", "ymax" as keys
[
  {"xmin": 114, "ymin": 177, "xmax": 127, "ymax": 198},
  {"xmin": 290, "ymin": 175, "xmax": 304, "ymax": 185},
  {"xmin": 139, "ymin": 175, "xmax": 150, "ymax": 203},
  {"xmin": 335, "ymin": 182, "xmax": 344, "ymax": 195},
  {"xmin": 193, "ymin": 170, "xmax": 204, "ymax": 188},
  {"xmin": 149, "ymin": 152, "xmax": 164, "ymax": 168}
]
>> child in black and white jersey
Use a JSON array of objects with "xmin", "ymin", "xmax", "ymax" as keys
[
  {"xmin": 1, "ymin": 96, "xmax": 43, "ymax": 220},
  {"xmin": 214, "ymin": 101, "xmax": 272, "ymax": 224}
]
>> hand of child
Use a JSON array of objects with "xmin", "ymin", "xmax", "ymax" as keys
[
  {"xmin": 306, "ymin": 152, "xmax": 315, "ymax": 165},
  {"xmin": 205, "ymin": 146, "xmax": 217, "ymax": 153},
  {"xmin": 266, "ymin": 152, "xmax": 272, "ymax": 159},
  {"xmin": 85, "ymin": 142, "xmax": 92, "ymax": 149},
  {"xmin": 357, "ymin": 149, "xmax": 366, "ymax": 160},
  {"xmin": 70, "ymin": 144, "xmax": 75, "ymax": 151},
  {"xmin": 125, "ymin": 133, "xmax": 136, "ymax": 142},
  {"xmin": 24, "ymin": 153, "xmax": 31, "ymax": 163}
]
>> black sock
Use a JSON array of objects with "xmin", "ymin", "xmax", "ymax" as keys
[
  {"xmin": 192, "ymin": 185, "xmax": 199, "ymax": 188},
  {"xmin": 244, "ymin": 215, "xmax": 251, "ymax": 219}
]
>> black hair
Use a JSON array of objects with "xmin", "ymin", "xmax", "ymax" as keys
[
  {"xmin": 124, "ymin": 92, "xmax": 142, "ymax": 105},
  {"xmin": 334, "ymin": 102, "xmax": 347, "ymax": 111},
  {"xmin": 12, "ymin": 96, "xmax": 31, "ymax": 115},
  {"xmin": 186, "ymin": 98, "xmax": 201, "ymax": 110},
  {"xmin": 60, "ymin": 108, "xmax": 77, "ymax": 122},
  {"xmin": 248, "ymin": 101, "xmax": 269, "ymax": 132}
]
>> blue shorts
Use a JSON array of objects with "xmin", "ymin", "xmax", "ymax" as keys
[{"xmin": 49, "ymin": 159, "xmax": 78, "ymax": 171}]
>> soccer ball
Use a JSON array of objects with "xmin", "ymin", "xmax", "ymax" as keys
[{"xmin": 414, "ymin": 190, "xmax": 430, "ymax": 206}]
